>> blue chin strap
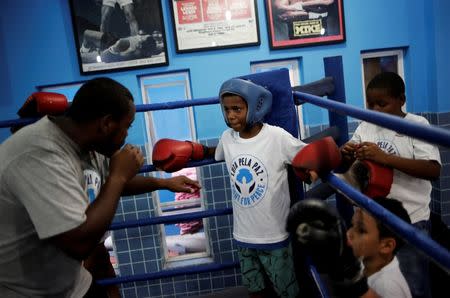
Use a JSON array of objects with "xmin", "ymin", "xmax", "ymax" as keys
[{"xmin": 219, "ymin": 78, "xmax": 273, "ymax": 127}]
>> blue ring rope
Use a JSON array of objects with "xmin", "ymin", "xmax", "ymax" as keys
[
  {"xmin": 136, "ymin": 97, "xmax": 219, "ymax": 112},
  {"xmin": 140, "ymin": 158, "xmax": 221, "ymax": 173},
  {"xmin": 0, "ymin": 97, "xmax": 220, "ymax": 128},
  {"xmin": 324, "ymin": 173, "xmax": 450, "ymax": 273},
  {"xmin": 0, "ymin": 117, "xmax": 39, "ymax": 128},
  {"xmin": 110, "ymin": 208, "xmax": 232, "ymax": 230},
  {"xmin": 306, "ymin": 256, "xmax": 330, "ymax": 298},
  {"xmin": 294, "ymin": 91, "xmax": 450, "ymax": 148},
  {"xmin": 97, "ymin": 261, "xmax": 239, "ymax": 286}
]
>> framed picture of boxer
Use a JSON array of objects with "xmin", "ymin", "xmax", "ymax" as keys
[
  {"xmin": 265, "ymin": 0, "xmax": 345, "ymax": 49},
  {"xmin": 169, "ymin": 0, "xmax": 260, "ymax": 53},
  {"xmin": 69, "ymin": 0, "xmax": 168, "ymax": 74}
]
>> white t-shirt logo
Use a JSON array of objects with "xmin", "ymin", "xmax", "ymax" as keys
[
  {"xmin": 376, "ymin": 139, "xmax": 399, "ymax": 155},
  {"xmin": 84, "ymin": 169, "xmax": 102, "ymax": 203},
  {"xmin": 230, "ymin": 155, "xmax": 268, "ymax": 208}
]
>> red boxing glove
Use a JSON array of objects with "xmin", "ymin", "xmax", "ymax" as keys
[
  {"xmin": 18, "ymin": 92, "xmax": 68, "ymax": 118},
  {"xmin": 292, "ymin": 136, "xmax": 342, "ymax": 183},
  {"xmin": 152, "ymin": 138, "xmax": 206, "ymax": 172},
  {"xmin": 352, "ymin": 160, "xmax": 393, "ymax": 198}
]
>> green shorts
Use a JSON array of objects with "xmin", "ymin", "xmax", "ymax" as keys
[{"xmin": 237, "ymin": 244, "xmax": 299, "ymax": 297}]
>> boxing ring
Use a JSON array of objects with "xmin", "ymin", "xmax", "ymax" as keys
[
  {"xmin": 1, "ymin": 62, "xmax": 450, "ymax": 297},
  {"xmin": 98, "ymin": 68, "xmax": 450, "ymax": 291}
]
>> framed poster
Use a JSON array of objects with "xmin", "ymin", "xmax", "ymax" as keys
[
  {"xmin": 169, "ymin": 0, "xmax": 260, "ymax": 53},
  {"xmin": 265, "ymin": 0, "xmax": 345, "ymax": 49},
  {"xmin": 69, "ymin": 0, "xmax": 168, "ymax": 74}
]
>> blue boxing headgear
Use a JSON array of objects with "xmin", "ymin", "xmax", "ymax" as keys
[{"xmin": 219, "ymin": 78, "xmax": 273, "ymax": 127}]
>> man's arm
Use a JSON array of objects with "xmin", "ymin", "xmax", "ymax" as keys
[
  {"xmin": 125, "ymin": 145, "xmax": 219, "ymax": 195},
  {"xmin": 50, "ymin": 145, "xmax": 143, "ymax": 260},
  {"xmin": 84, "ymin": 242, "xmax": 121, "ymax": 298},
  {"xmin": 122, "ymin": 175, "xmax": 201, "ymax": 196}
]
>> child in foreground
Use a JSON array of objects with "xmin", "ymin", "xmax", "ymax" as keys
[{"xmin": 287, "ymin": 197, "xmax": 412, "ymax": 298}]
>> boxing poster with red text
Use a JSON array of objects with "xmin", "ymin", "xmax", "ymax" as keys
[{"xmin": 170, "ymin": 0, "xmax": 260, "ymax": 53}]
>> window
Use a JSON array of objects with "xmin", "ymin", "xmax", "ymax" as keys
[
  {"xmin": 140, "ymin": 71, "xmax": 212, "ymax": 268},
  {"xmin": 361, "ymin": 49, "xmax": 406, "ymax": 110},
  {"xmin": 250, "ymin": 59, "xmax": 305, "ymax": 138}
]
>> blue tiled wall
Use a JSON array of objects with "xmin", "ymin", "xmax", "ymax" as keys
[{"xmin": 426, "ymin": 112, "xmax": 450, "ymax": 225}]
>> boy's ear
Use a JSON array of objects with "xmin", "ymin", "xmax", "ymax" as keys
[
  {"xmin": 379, "ymin": 237, "xmax": 396, "ymax": 254},
  {"xmin": 399, "ymin": 93, "xmax": 406, "ymax": 105}
]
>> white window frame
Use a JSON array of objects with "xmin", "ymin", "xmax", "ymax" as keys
[
  {"xmin": 360, "ymin": 49, "xmax": 406, "ymax": 111},
  {"xmin": 139, "ymin": 72, "xmax": 212, "ymax": 267},
  {"xmin": 250, "ymin": 59, "xmax": 305, "ymax": 138},
  {"xmin": 140, "ymin": 72, "xmax": 196, "ymax": 150}
]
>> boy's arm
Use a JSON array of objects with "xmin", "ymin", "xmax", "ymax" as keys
[
  {"xmin": 204, "ymin": 146, "xmax": 216, "ymax": 158},
  {"xmin": 383, "ymin": 155, "xmax": 440, "ymax": 180},
  {"xmin": 340, "ymin": 141, "xmax": 359, "ymax": 170},
  {"xmin": 356, "ymin": 142, "xmax": 441, "ymax": 180}
]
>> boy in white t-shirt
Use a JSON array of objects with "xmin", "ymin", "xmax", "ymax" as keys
[
  {"xmin": 212, "ymin": 78, "xmax": 307, "ymax": 297},
  {"xmin": 212, "ymin": 78, "xmax": 340, "ymax": 297},
  {"xmin": 341, "ymin": 72, "xmax": 441, "ymax": 298},
  {"xmin": 347, "ymin": 197, "xmax": 412, "ymax": 298},
  {"xmin": 151, "ymin": 77, "xmax": 341, "ymax": 297}
]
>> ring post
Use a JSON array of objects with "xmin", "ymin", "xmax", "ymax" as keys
[{"xmin": 324, "ymin": 56, "xmax": 353, "ymax": 226}]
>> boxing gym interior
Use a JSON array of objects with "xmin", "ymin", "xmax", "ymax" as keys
[{"xmin": 1, "ymin": 1, "xmax": 450, "ymax": 297}]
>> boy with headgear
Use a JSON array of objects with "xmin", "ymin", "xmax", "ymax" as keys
[
  {"xmin": 152, "ymin": 77, "xmax": 341, "ymax": 297},
  {"xmin": 212, "ymin": 78, "xmax": 304, "ymax": 297}
]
